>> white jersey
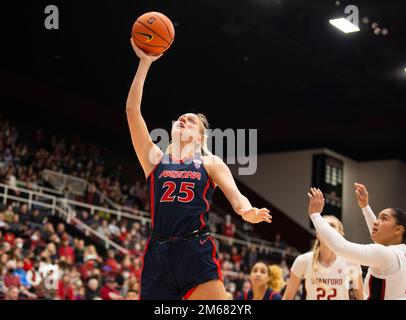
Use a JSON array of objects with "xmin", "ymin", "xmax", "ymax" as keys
[
  {"xmin": 291, "ymin": 251, "xmax": 361, "ymax": 300},
  {"xmin": 311, "ymin": 211, "xmax": 406, "ymax": 300},
  {"xmin": 364, "ymin": 244, "xmax": 406, "ymax": 300}
]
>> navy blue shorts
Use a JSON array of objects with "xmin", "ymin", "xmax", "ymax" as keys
[{"xmin": 140, "ymin": 233, "xmax": 223, "ymax": 300}]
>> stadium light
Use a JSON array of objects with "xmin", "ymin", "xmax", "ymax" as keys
[{"xmin": 329, "ymin": 18, "xmax": 360, "ymax": 33}]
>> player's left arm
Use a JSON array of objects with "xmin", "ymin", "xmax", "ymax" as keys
[{"xmin": 203, "ymin": 155, "xmax": 272, "ymax": 224}]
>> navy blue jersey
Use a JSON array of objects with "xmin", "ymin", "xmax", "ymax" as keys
[
  {"xmin": 147, "ymin": 153, "xmax": 215, "ymax": 236},
  {"xmin": 238, "ymin": 289, "xmax": 282, "ymax": 300}
]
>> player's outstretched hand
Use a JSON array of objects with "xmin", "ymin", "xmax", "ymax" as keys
[
  {"xmin": 307, "ymin": 187, "xmax": 325, "ymax": 216},
  {"xmin": 354, "ymin": 183, "xmax": 369, "ymax": 209},
  {"xmin": 238, "ymin": 207, "xmax": 272, "ymax": 224},
  {"xmin": 130, "ymin": 38, "xmax": 162, "ymax": 64}
]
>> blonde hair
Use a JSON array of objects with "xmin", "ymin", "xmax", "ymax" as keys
[
  {"xmin": 251, "ymin": 261, "xmax": 285, "ymax": 293},
  {"xmin": 166, "ymin": 113, "xmax": 212, "ymax": 156},
  {"xmin": 311, "ymin": 215, "xmax": 344, "ymax": 288},
  {"xmin": 267, "ymin": 264, "xmax": 286, "ymax": 293}
]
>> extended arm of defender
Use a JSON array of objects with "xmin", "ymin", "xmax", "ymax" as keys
[
  {"xmin": 354, "ymin": 183, "xmax": 376, "ymax": 235},
  {"xmin": 308, "ymin": 188, "xmax": 397, "ymax": 269}
]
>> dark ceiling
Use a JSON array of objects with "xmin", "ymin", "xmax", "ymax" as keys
[{"xmin": 3, "ymin": 0, "xmax": 406, "ymax": 162}]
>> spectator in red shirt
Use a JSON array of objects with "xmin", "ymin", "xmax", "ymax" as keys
[
  {"xmin": 4, "ymin": 232, "xmax": 15, "ymax": 245},
  {"xmin": 104, "ymin": 250, "xmax": 120, "ymax": 274},
  {"xmin": 222, "ymin": 215, "xmax": 236, "ymax": 238},
  {"xmin": 132, "ymin": 256, "xmax": 142, "ymax": 281},
  {"xmin": 231, "ymin": 246, "xmax": 242, "ymax": 267},
  {"xmin": 3, "ymin": 261, "xmax": 37, "ymax": 299},
  {"xmin": 118, "ymin": 225, "xmax": 128, "ymax": 244},
  {"xmin": 57, "ymin": 274, "xmax": 75, "ymax": 300},
  {"xmin": 58, "ymin": 234, "xmax": 75, "ymax": 265},
  {"xmin": 79, "ymin": 258, "xmax": 95, "ymax": 281},
  {"xmin": 3, "ymin": 261, "xmax": 22, "ymax": 288},
  {"xmin": 100, "ymin": 276, "xmax": 122, "ymax": 300}
]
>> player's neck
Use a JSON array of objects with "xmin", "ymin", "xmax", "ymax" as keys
[
  {"xmin": 252, "ymin": 284, "xmax": 267, "ymax": 300},
  {"xmin": 383, "ymin": 237, "xmax": 402, "ymax": 247},
  {"xmin": 171, "ymin": 142, "xmax": 197, "ymax": 160},
  {"xmin": 318, "ymin": 242, "xmax": 337, "ymax": 266}
]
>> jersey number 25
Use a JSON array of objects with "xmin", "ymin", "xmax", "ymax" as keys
[{"xmin": 160, "ymin": 182, "xmax": 195, "ymax": 203}]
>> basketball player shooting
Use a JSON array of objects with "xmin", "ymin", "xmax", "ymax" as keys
[{"xmin": 126, "ymin": 38, "xmax": 272, "ymax": 300}]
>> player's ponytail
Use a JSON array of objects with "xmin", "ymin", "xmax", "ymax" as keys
[
  {"xmin": 267, "ymin": 264, "xmax": 286, "ymax": 293},
  {"xmin": 311, "ymin": 239, "xmax": 320, "ymax": 284},
  {"xmin": 196, "ymin": 113, "xmax": 212, "ymax": 156},
  {"xmin": 312, "ymin": 215, "xmax": 344, "ymax": 291},
  {"xmin": 390, "ymin": 208, "xmax": 406, "ymax": 243}
]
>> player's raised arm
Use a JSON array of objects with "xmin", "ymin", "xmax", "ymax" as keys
[
  {"xmin": 126, "ymin": 39, "xmax": 163, "ymax": 178},
  {"xmin": 307, "ymin": 188, "xmax": 396, "ymax": 269},
  {"xmin": 204, "ymin": 155, "xmax": 272, "ymax": 224},
  {"xmin": 354, "ymin": 182, "xmax": 376, "ymax": 236}
]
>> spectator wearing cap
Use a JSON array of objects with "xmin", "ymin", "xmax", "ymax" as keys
[{"xmin": 100, "ymin": 276, "xmax": 122, "ymax": 300}]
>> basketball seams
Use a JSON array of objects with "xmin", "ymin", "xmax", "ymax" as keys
[
  {"xmin": 133, "ymin": 35, "xmax": 167, "ymax": 49},
  {"xmin": 136, "ymin": 20, "xmax": 171, "ymax": 46},
  {"xmin": 151, "ymin": 13, "xmax": 174, "ymax": 43}
]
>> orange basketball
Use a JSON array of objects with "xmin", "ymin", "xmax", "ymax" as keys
[{"xmin": 131, "ymin": 12, "xmax": 175, "ymax": 55}]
